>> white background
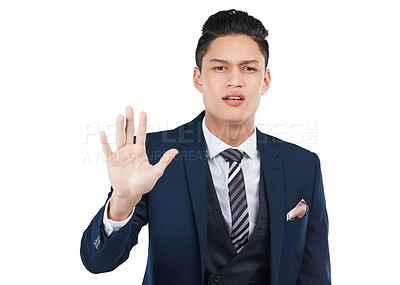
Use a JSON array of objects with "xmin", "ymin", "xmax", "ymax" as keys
[{"xmin": 1, "ymin": 0, "xmax": 399, "ymax": 284}]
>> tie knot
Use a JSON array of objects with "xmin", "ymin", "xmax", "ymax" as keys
[{"xmin": 220, "ymin": 148, "xmax": 244, "ymax": 163}]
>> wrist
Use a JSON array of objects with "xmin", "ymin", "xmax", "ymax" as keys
[{"xmin": 108, "ymin": 194, "xmax": 141, "ymax": 221}]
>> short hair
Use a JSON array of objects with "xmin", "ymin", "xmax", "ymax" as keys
[{"xmin": 195, "ymin": 9, "xmax": 269, "ymax": 71}]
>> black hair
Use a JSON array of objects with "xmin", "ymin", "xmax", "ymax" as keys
[{"xmin": 195, "ymin": 9, "xmax": 269, "ymax": 71}]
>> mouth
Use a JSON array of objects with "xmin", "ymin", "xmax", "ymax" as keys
[
  {"xmin": 222, "ymin": 93, "xmax": 245, "ymax": 101},
  {"xmin": 222, "ymin": 93, "xmax": 245, "ymax": 106}
]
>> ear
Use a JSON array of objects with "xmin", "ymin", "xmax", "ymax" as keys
[
  {"xmin": 261, "ymin": 69, "xmax": 271, "ymax": 95},
  {"xmin": 193, "ymin": 67, "xmax": 203, "ymax": 93}
]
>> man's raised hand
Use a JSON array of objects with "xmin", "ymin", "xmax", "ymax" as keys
[{"xmin": 100, "ymin": 106, "xmax": 179, "ymax": 221}]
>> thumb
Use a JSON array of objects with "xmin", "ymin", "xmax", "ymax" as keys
[{"xmin": 153, "ymin": 148, "xmax": 179, "ymax": 178}]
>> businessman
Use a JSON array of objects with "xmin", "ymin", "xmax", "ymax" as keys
[{"xmin": 81, "ymin": 9, "xmax": 331, "ymax": 285}]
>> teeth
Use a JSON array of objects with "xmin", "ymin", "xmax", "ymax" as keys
[{"xmin": 226, "ymin": 96, "xmax": 241, "ymax": 100}]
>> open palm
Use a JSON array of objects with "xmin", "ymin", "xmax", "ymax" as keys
[{"xmin": 100, "ymin": 106, "xmax": 178, "ymax": 219}]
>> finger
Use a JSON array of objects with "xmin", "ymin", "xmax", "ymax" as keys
[
  {"xmin": 100, "ymin": 131, "xmax": 112, "ymax": 157},
  {"xmin": 153, "ymin": 148, "xmax": 179, "ymax": 178},
  {"xmin": 136, "ymin": 111, "xmax": 147, "ymax": 146},
  {"xmin": 125, "ymin": 106, "xmax": 134, "ymax": 144},
  {"xmin": 116, "ymin": 115, "xmax": 125, "ymax": 149}
]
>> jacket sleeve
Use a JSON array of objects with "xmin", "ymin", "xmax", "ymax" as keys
[
  {"xmin": 80, "ymin": 187, "xmax": 148, "ymax": 273},
  {"xmin": 297, "ymin": 153, "xmax": 331, "ymax": 284}
]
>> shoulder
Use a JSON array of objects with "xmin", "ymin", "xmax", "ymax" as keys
[
  {"xmin": 257, "ymin": 129, "xmax": 319, "ymax": 168},
  {"xmin": 257, "ymin": 130, "xmax": 322, "ymax": 192},
  {"xmin": 144, "ymin": 111, "xmax": 204, "ymax": 151}
]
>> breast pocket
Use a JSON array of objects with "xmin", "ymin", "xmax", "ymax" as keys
[
  {"xmin": 283, "ymin": 213, "xmax": 309, "ymax": 256},
  {"xmin": 279, "ymin": 213, "xmax": 310, "ymax": 283}
]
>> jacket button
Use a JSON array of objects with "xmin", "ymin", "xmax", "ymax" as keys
[
  {"xmin": 250, "ymin": 276, "xmax": 257, "ymax": 284},
  {"xmin": 213, "ymin": 274, "xmax": 221, "ymax": 283}
]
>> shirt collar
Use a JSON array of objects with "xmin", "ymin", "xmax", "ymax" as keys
[{"xmin": 202, "ymin": 117, "xmax": 258, "ymax": 160}]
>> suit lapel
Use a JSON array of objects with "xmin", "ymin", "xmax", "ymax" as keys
[
  {"xmin": 181, "ymin": 111, "xmax": 208, "ymax": 279},
  {"xmin": 257, "ymin": 129, "xmax": 285, "ymax": 284}
]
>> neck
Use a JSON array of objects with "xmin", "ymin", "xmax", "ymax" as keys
[{"xmin": 205, "ymin": 113, "xmax": 255, "ymax": 147}]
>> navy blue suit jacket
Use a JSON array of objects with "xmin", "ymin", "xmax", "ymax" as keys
[{"xmin": 81, "ymin": 111, "xmax": 331, "ymax": 284}]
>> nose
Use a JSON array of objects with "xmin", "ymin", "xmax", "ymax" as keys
[{"xmin": 226, "ymin": 67, "xmax": 243, "ymax": 88}]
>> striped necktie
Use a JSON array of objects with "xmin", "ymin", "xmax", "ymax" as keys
[{"xmin": 220, "ymin": 148, "xmax": 249, "ymax": 252}]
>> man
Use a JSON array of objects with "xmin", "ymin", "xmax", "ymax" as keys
[{"xmin": 81, "ymin": 9, "xmax": 331, "ymax": 285}]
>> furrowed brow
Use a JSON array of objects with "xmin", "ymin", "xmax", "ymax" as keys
[
  {"xmin": 209, "ymin": 58, "xmax": 229, "ymax": 64},
  {"xmin": 240, "ymin": 60, "xmax": 260, "ymax": 65},
  {"xmin": 209, "ymin": 58, "xmax": 260, "ymax": 65}
]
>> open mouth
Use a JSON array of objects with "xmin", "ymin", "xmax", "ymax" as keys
[
  {"xmin": 224, "ymin": 96, "xmax": 243, "ymax": 101},
  {"xmin": 222, "ymin": 94, "xmax": 245, "ymax": 101}
]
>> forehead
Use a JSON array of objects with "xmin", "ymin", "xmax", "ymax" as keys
[{"xmin": 204, "ymin": 34, "xmax": 265, "ymax": 65}]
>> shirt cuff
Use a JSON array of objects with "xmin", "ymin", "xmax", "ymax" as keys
[{"xmin": 102, "ymin": 198, "xmax": 135, "ymax": 237}]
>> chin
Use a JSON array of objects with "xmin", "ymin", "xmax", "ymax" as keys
[
  {"xmin": 205, "ymin": 104, "xmax": 254, "ymax": 125},
  {"xmin": 218, "ymin": 112, "xmax": 250, "ymax": 125}
]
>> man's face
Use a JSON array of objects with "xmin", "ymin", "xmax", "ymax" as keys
[{"xmin": 193, "ymin": 34, "xmax": 271, "ymax": 127}]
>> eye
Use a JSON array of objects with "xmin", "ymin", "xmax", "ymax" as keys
[
  {"xmin": 244, "ymin": 66, "xmax": 257, "ymax": 72},
  {"xmin": 214, "ymin": 66, "xmax": 226, "ymax": 71}
]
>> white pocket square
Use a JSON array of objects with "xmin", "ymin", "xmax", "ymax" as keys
[{"xmin": 286, "ymin": 199, "xmax": 309, "ymax": 221}]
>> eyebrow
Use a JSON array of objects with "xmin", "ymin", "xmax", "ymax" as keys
[{"xmin": 209, "ymin": 58, "xmax": 260, "ymax": 65}]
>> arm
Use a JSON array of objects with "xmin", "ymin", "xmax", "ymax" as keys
[
  {"xmin": 80, "ymin": 107, "xmax": 178, "ymax": 273},
  {"xmin": 80, "ymin": 188, "xmax": 148, "ymax": 273},
  {"xmin": 297, "ymin": 153, "xmax": 331, "ymax": 284}
]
